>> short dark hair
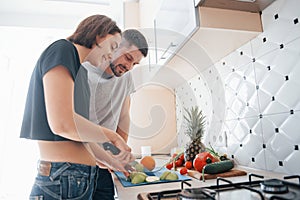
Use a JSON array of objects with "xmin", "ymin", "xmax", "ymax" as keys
[
  {"xmin": 67, "ymin": 15, "xmax": 121, "ymax": 49},
  {"xmin": 122, "ymin": 29, "xmax": 148, "ymax": 57}
]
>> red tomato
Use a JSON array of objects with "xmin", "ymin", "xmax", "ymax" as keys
[
  {"xmin": 193, "ymin": 152, "xmax": 215, "ymax": 172},
  {"xmin": 175, "ymin": 159, "xmax": 183, "ymax": 167},
  {"xmin": 179, "ymin": 154, "xmax": 185, "ymax": 162},
  {"xmin": 166, "ymin": 163, "xmax": 173, "ymax": 170},
  {"xmin": 184, "ymin": 161, "xmax": 193, "ymax": 169},
  {"xmin": 180, "ymin": 167, "xmax": 188, "ymax": 175}
]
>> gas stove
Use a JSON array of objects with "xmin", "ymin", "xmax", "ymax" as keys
[{"xmin": 137, "ymin": 174, "xmax": 300, "ymax": 200}]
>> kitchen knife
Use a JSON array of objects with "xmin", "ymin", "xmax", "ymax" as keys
[
  {"xmin": 102, "ymin": 142, "xmax": 121, "ymax": 155},
  {"xmin": 101, "ymin": 142, "xmax": 136, "ymax": 172}
]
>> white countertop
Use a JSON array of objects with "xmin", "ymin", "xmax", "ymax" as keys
[{"xmin": 113, "ymin": 157, "xmax": 291, "ymax": 200}]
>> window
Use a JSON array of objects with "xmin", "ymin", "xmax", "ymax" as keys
[{"xmin": 0, "ymin": 26, "xmax": 71, "ymax": 199}]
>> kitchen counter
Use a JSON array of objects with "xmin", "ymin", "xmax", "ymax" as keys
[{"xmin": 113, "ymin": 157, "xmax": 292, "ymax": 200}]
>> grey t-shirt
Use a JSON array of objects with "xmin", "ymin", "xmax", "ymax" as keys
[{"xmin": 82, "ymin": 62, "xmax": 135, "ymax": 131}]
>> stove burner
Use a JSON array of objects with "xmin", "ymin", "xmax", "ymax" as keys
[
  {"xmin": 260, "ymin": 179, "xmax": 289, "ymax": 194},
  {"xmin": 177, "ymin": 188, "xmax": 216, "ymax": 199}
]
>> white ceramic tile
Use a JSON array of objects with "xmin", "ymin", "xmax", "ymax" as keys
[
  {"xmin": 263, "ymin": 18, "xmax": 298, "ymax": 45},
  {"xmin": 265, "ymin": 138, "xmax": 294, "ymax": 173},
  {"xmin": 238, "ymin": 63, "xmax": 257, "ymax": 83},
  {"xmin": 225, "ymin": 107, "xmax": 238, "ymax": 121},
  {"xmin": 260, "ymin": 112, "xmax": 299, "ymax": 173},
  {"xmin": 175, "ymin": 73, "xmax": 214, "ymax": 149},
  {"xmin": 215, "ymin": 60, "xmax": 232, "ymax": 80},
  {"xmin": 230, "ymin": 98, "xmax": 245, "ymax": 117},
  {"xmin": 261, "ymin": 0, "xmax": 300, "ymax": 45},
  {"xmin": 211, "ymin": 96, "xmax": 225, "ymax": 120},
  {"xmin": 276, "ymin": 0, "xmax": 300, "ymax": 44},
  {"xmin": 264, "ymin": 149, "xmax": 284, "ymax": 172},
  {"xmin": 285, "ymin": 25, "xmax": 300, "ymax": 43},
  {"xmin": 240, "ymin": 106, "xmax": 260, "ymax": 119},
  {"xmin": 258, "ymin": 48, "xmax": 300, "ymax": 113},
  {"xmin": 268, "ymin": 132, "xmax": 294, "ymax": 160},
  {"xmin": 202, "ymin": 66, "xmax": 226, "ymax": 122},
  {"xmin": 280, "ymin": 111, "xmax": 300, "ymax": 143},
  {"xmin": 243, "ymin": 134, "xmax": 264, "ymax": 156},
  {"xmin": 262, "ymin": 0, "xmax": 289, "ymax": 19},
  {"xmin": 225, "ymin": 72, "xmax": 243, "ymax": 92},
  {"xmin": 223, "ymin": 63, "xmax": 260, "ymax": 119},
  {"xmin": 222, "ymin": 42, "xmax": 252, "ymax": 68},
  {"xmin": 232, "ymin": 119, "xmax": 263, "ymax": 167},
  {"xmin": 276, "ymin": 80, "xmax": 300, "ymax": 109},
  {"xmin": 257, "ymin": 89, "xmax": 272, "ymax": 114},
  {"xmin": 253, "ymin": 61, "xmax": 270, "ymax": 86},
  {"xmin": 237, "ymin": 80, "xmax": 257, "ymax": 103},
  {"xmin": 254, "ymin": 48, "xmax": 298, "ymax": 83},
  {"xmin": 175, "ymin": 0, "xmax": 300, "ymax": 175},
  {"xmin": 264, "ymin": 112, "xmax": 291, "ymax": 127},
  {"xmin": 231, "ymin": 120, "xmax": 251, "ymax": 142},
  {"xmin": 279, "ymin": 0, "xmax": 300, "ymax": 17},
  {"xmin": 260, "ymin": 70, "xmax": 285, "ymax": 96},
  {"xmin": 257, "ymin": 119, "xmax": 273, "ymax": 143},
  {"xmin": 262, "ymin": 99, "xmax": 289, "ymax": 115},
  {"xmin": 286, "ymin": 50, "xmax": 300, "ymax": 82},
  {"xmin": 272, "ymin": 51, "xmax": 299, "ymax": 76},
  {"xmin": 250, "ymin": 35, "xmax": 278, "ymax": 58},
  {"xmin": 226, "ymin": 138, "xmax": 239, "ymax": 159},
  {"xmin": 205, "ymin": 119, "xmax": 223, "ymax": 147},
  {"xmin": 251, "ymin": 150, "xmax": 267, "ymax": 170},
  {"xmin": 285, "ymin": 151, "xmax": 300, "ymax": 174},
  {"xmin": 286, "ymin": 36, "xmax": 300, "ymax": 54},
  {"xmin": 235, "ymin": 148, "xmax": 251, "ymax": 166},
  {"xmin": 295, "ymin": 103, "xmax": 300, "ymax": 112}
]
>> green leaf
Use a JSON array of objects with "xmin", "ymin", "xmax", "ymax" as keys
[{"xmin": 183, "ymin": 106, "xmax": 206, "ymax": 140}]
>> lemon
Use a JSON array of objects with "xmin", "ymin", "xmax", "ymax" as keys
[
  {"xmin": 131, "ymin": 174, "xmax": 146, "ymax": 184},
  {"xmin": 159, "ymin": 171, "xmax": 171, "ymax": 180},
  {"xmin": 165, "ymin": 172, "xmax": 178, "ymax": 181},
  {"xmin": 145, "ymin": 176, "xmax": 160, "ymax": 182}
]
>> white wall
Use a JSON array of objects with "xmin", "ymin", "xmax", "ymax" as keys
[
  {"xmin": 128, "ymin": 84, "xmax": 177, "ymax": 155},
  {"xmin": 175, "ymin": 0, "xmax": 300, "ymax": 175}
]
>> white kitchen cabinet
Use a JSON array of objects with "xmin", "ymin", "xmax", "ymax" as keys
[{"xmin": 154, "ymin": 0, "xmax": 199, "ymax": 67}]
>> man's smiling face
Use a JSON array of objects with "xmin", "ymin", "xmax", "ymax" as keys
[{"xmin": 108, "ymin": 42, "xmax": 144, "ymax": 77}]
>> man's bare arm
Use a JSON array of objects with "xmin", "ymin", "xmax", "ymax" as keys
[{"xmin": 116, "ymin": 96, "xmax": 131, "ymax": 142}]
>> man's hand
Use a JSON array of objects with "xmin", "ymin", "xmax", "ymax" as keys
[{"xmin": 88, "ymin": 142, "xmax": 134, "ymax": 175}]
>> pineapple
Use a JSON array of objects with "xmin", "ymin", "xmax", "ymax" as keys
[{"xmin": 183, "ymin": 106, "xmax": 206, "ymax": 162}]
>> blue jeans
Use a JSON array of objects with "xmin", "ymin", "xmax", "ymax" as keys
[
  {"xmin": 29, "ymin": 161, "xmax": 97, "ymax": 200},
  {"xmin": 92, "ymin": 167, "xmax": 115, "ymax": 200}
]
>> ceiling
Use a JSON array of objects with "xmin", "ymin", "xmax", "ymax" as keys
[{"xmin": 0, "ymin": 0, "xmax": 122, "ymax": 29}]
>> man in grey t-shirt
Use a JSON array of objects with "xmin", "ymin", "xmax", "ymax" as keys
[
  {"xmin": 84, "ymin": 29, "xmax": 148, "ymax": 200},
  {"xmin": 83, "ymin": 61, "xmax": 134, "ymax": 133}
]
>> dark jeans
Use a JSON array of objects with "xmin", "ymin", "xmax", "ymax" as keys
[
  {"xmin": 29, "ymin": 161, "xmax": 97, "ymax": 200},
  {"xmin": 92, "ymin": 167, "xmax": 115, "ymax": 200}
]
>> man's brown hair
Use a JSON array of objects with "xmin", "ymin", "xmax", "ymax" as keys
[{"xmin": 122, "ymin": 29, "xmax": 148, "ymax": 57}]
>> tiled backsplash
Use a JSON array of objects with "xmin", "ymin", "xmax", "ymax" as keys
[{"xmin": 175, "ymin": 0, "xmax": 300, "ymax": 175}]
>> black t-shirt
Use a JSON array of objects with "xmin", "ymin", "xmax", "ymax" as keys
[{"xmin": 20, "ymin": 39, "xmax": 90, "ymax": 141}]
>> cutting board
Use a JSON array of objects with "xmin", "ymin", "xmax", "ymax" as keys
[
  {"xmin": 184, "ymin": 168, "xmax": 247, "ymax": 180},
  {"xmin": 115, "ymin": 168, "xmax": 191, "ymax": 187}
]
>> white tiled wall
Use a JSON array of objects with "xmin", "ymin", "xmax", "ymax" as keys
[{"xmin": 175, "ymin": 0, "xmax": 300, "ymax": 175}]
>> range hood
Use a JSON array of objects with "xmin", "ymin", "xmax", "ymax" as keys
[{"xmin": 196, "ymin": 0, "xmax": 276, "ymax": 13}]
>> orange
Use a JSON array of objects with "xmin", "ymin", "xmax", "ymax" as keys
[{"xmin": 140, "ymin": 156, "xmax": 156, "ymax": 171}]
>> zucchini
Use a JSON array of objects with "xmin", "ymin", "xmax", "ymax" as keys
[{"xmin": 203, "ymin": 160, "xmax": 234, "ymax": 174}]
